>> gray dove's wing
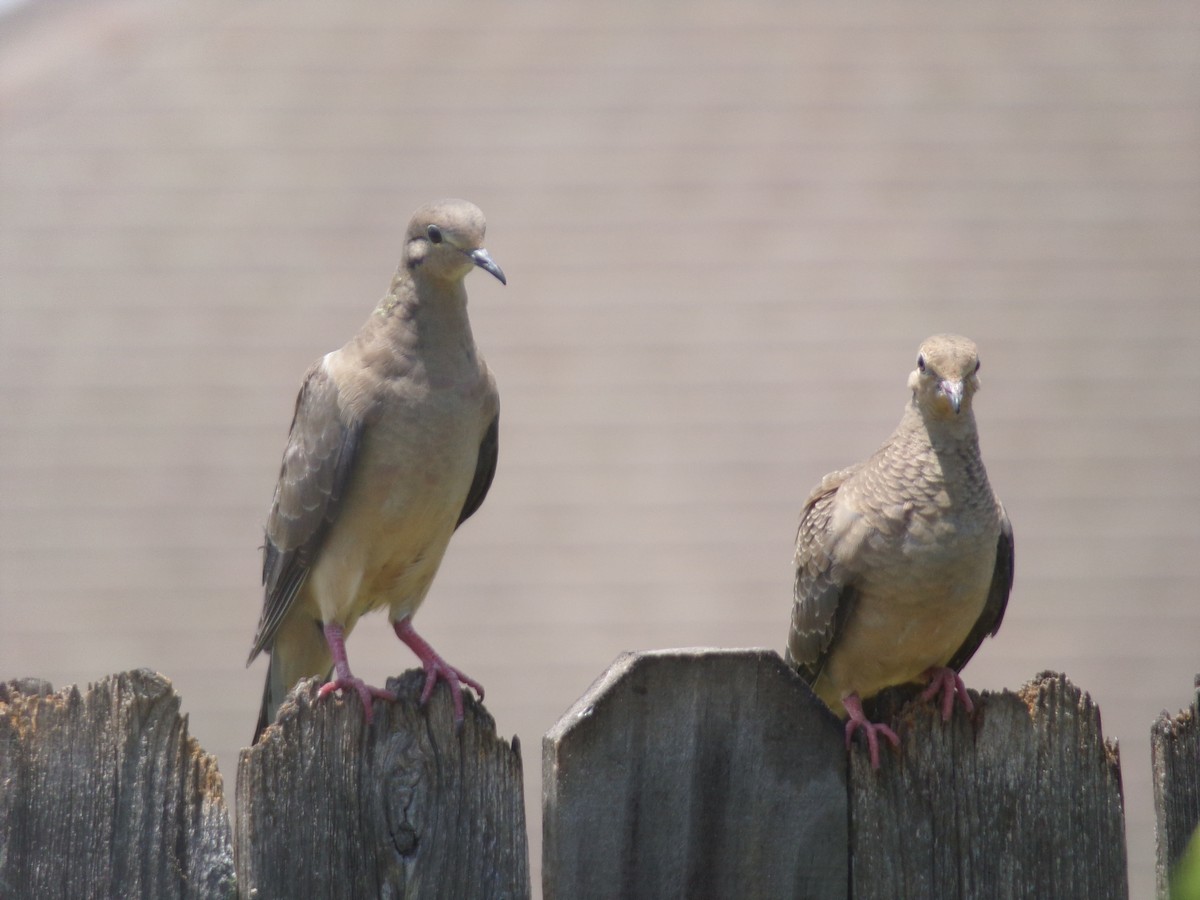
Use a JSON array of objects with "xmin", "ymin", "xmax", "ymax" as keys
[
  {"xmin": 248, "ymin": 363, "xmax": 364, "ymax": 663},
  {"xmin": 787, "ymin": 466, "xmax": 860, "ymax": 685},
  {"xmin": 456, "ymin": 414, "xmax": 498, "ymax": 528},
  {"xmin": 944, "ymin": 504, "xmax": 1014, "ymax": 673}
]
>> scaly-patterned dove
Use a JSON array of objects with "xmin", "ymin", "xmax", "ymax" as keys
[
  {"xmin": 248, "ymin": 199, "xmax": 504, "ymax": 743},
  {"xmin": 786, "ymin": 334, "xmax": 1013, "ymax": 768}
]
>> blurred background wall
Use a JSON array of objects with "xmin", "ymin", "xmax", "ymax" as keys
[{"xmin": 2, "ymin": 1, "xmax": 1197, "ymax": 894}]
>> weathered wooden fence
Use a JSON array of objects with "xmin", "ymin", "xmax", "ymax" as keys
[
  {"xmin": 544, "ymin": 651, "xmax": 1134, "ymax": 900},
  {"xmin": 2, "ymin": 653, "xmax": 1197, "ymax": 899},
  {"xmin": 0, "ymin": 670, "xmax": 528, "ymax": 900}
]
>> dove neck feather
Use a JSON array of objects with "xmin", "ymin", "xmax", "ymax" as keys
[
  {"xmin": 361, "ymin": 270, "xmax": 477, "ymax": 360},
  {"xmin": 871, "ymin": 400, "xmax": 992, "ymax": 513}
]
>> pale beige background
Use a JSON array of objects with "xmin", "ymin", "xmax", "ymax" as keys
[{"xmin": 2, "ymin": 2, "xmax": 1198, "ymax": 896}]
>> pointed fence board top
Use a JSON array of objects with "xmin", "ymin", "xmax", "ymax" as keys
[{"xmin": 543, "ymin": 648, "xmax": 848, "ymax": 900}]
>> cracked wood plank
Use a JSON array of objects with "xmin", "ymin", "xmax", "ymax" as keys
[
  {"xmin": 0, "ymin": 670, "xmax": 235, "ymax": 899},
  {"xmin": 235, "ymin": 669, "xmax": 529, "ymax": 899}
]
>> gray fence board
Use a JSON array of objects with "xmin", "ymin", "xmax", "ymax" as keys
[
  {"xmin": 235, "ymin": 670, "xmax": 530, "ymax": 900},
  {"xmin": 0, "ymin": 671, "xmax": 235, "ymax": 899},
  {"xmin": 1151, "ymin": 675, "xmax": 1200, "ymax": 898},
  {"xmin": 850, "ymin": 671, "xmax": 1127, "ymax": 900},
  {"xmin": 542, "ymin": 648, "xmax": 847, "ymax": 900}
]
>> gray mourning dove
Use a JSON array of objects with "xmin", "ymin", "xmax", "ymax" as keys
[
  {"xmin": 786, "ymin": 334, "xmax": 1013, "ymax": 768},
  {"xmin": 248, "ymin": 199, "xmax": 505, "ymax": 743}
]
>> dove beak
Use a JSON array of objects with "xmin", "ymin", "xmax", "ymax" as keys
[
  {"xmin": 941, "ymin": 379, "xmax": 964, "ymax": 414},
  {"xmin": 470, "ymin": 248, "xmax": 506, "ymax": 285}
]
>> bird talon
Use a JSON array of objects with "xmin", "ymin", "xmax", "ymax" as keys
[
  {"xmin": 418, "ymin": 669, "xmax": 439, "ymax": 707},
  {"xmin": 920, "ymin": 666, "xmax": 974, "ymax": 721},
  {"xmin": 312, "ymin": 623, "xmax": 397, "ymax": 726},
  {"xmin": 395, "ymin": 618, "xmax": 485, "ymax": 725},
  {"xmin": 842, "ymin": 693, "xmax": 899, "ymax": 769},
  {"xmin": 845, "ymin": 719, "xmax": 900, "ymax": 769},
  {"xmin": 317, "ymin": 676, "xmax": 396, "ymax": 724},
  {"xmin": 417, "ymin": 657, "xmax": 483, "ymax": 722}
]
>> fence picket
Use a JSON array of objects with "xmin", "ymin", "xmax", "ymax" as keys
[
  {"xmin": 850, "ymin": 672, "xmax": 1127, "ymax": 900},
  {"xmin": 542, "ymin": 648, "xmax": 848, "ymax": 900},
  {"xmin": 1151, "ymin": 676, "xmax": 1200, "ymax": 898},
  {"xmin": 235, "ymin": 670, "xmax": 530, "ymax": 900},
  {"xmin": 0, "ymin": 671, "xmax": 235, "ymax": 899}
]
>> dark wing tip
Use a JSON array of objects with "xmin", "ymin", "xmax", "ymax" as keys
[
  {"xmin": 456, "ymin": 415, "xmax": 499, "ymax": 528},
  {"xmin": 947, "ymin": 512, "xmax": 1014, "ymax": 672}
]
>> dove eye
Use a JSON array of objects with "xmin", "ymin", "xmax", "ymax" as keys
[
  {"xmin": 426, "ymin": 225, "xmax": 443, "ymax": 244},
  {"xmin": 917, "ymin": 355, "xmax": 926, "ymax": 373},
  {"xmin": 974, "ymin": 360, "xmax": 981, "ymax": 373}
]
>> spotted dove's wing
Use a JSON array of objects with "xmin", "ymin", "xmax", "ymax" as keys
[
  {"xmin": 787, "ymin": 466, "xmax": 860, "ymax": 685},
  {"xmin": 248, "ymin": 363, "xmax": 364, "ymax": 663}
]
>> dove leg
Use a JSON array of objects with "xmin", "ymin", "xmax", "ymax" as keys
[
  {"xmin": 393, "ymin": 616, "xmax": 485, "ymax": 725},
  {"xmin": 919, "ymin": 666, "xmax": 974, "ymax": 721},
  {"xmin": 316, "ymin": 622, "xmax": 397, "ymax": 722},
  {"xmin": 842, "ymin": 692, "xmax": 900, "ymax": 769}
]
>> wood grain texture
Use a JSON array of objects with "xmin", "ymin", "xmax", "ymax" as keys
[
  {"xmin": 236, "ymin": 669, "xmax": 529, "ymax": 900},
  {"xmin": 0, "ymin": 670, "xmax": 235, "ymax": 899},
  {"xmin": 1151, "ymin": 675, "xmax": 1200, "ymax": 898},
  {"xmin": 850, "ymin": 671, "xmax": 1126, "ymax": 900},
  {"xmin": 542, "ymin": 648, "xmax": 847, "ymax": 900}
]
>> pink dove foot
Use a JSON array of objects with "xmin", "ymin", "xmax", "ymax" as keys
[
  {"xmin": 843, "ymin": 692, "xmax": 900, "ymax": 769},
  {"xmin": 394, "ymin": 617, "xmax": 484, "ymax": 725}
]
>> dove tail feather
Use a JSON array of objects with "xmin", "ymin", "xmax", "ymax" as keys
[{"xmin": 253, "ymin": 655, "xmax": 285, "ymax": 744}]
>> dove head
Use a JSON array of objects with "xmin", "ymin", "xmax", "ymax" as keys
[
  {"xmin": 403, "ymin": 199, "xmax": 506, "ymax": 286},
  {"xmin": 907, "ymin": 333, "xmax": 982, "ymax": 419}
]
